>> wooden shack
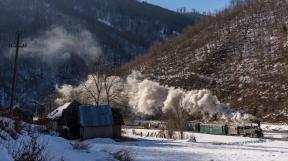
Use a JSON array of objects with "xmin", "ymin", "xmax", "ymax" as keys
[
  {"xmin": 47, "ymin": 101, "xmax": 124, "ymax": 140},
  {"xmin": 112, "ymin": 108, "xmax": 124, "ymax": 138},
  {"xmin": 47, "ymin": 101, "xmax": 81, "ymax": 139},
  {"xmin": 79, "ymin": 105, "xmax": 114, "ymax": 139}
]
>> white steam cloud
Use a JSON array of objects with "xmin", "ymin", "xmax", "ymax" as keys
[
  {"xmin": 126, "ymin": 71, "xmax": 255, "ymax": 123},
  {"xmin": 56, "ymin": 71, "xmax": 255, "ymax": 123},
  {"xmin": 55, "ymin": 84, "xmax": 78, "ymax": 105},
  {"xmin": 8, "ymin": 26, "xmax": 102, "ymax": 64},
  {"xmin": 126, "ymin": 75, "xmax": 168, "ymax": 115}
]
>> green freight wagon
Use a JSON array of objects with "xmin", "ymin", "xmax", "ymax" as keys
[
  {"xmin": 199, "ymin": 124, "xmax": 228, "ymax": 135},
  {"xmin": 186, "ymin": 122, "xmax": 200, "ymax": 132}
]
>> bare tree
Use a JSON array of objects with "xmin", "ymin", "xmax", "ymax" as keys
[
  {"xmin": 83, "ymin": 74, "xmax": 104, "ymax": 106},
  {"xmin": 175, "ymin": 101, "xmax": 189, "ymax": 140},
  {"xmin": 164, "ymin": 89, "xmax": 189, "ymax": 140},
  {"xmin": 82, "ymin": 56, "xmax": 124, "ymax": 106},
  {"xmin": 103, "ymin": 75, "xmax": 122, "ymax": 105}
]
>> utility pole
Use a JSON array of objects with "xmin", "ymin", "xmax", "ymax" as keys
[{"xmin": 9, "ymin": 32, "xmax": 27, "ymax": 117}]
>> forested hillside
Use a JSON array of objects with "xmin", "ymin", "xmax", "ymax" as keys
[
  {"xmin": 0, "ymin": 0, "xmax": 200, "ymax": 107},
  {"xmin": 123, "ymin": 0, "xmax": 288, "ymax": 122}
]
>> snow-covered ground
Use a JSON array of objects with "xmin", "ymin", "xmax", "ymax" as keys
[
  {"xmin": 7, "ymin": 128, "xmax": 283, "ymax": 161},
  {"xmin": 121, "ymin": 128, "xmax": 288, "ymax": 161},
  {"xmin": 1, "ymin": 116, "xmax": 288, "ymax": 161},
  {"xmin": 261, "ymin": 124, "xmax": 288, "ymax": 140},
  {"xmin": 262, "ymin": 124, "xmax": 288, "ymax": 132},
  {"xmin": 7, "ymin": 128, "xmax": 287, "ymax": 161}
]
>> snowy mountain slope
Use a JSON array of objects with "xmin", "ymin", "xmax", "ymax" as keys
[
  {"xmin": 123, "ymin": 0, "xmax": 288, "ymax": 122},
  {"xmin": 0, "ymin": 0, "xmax": 200, "ymax": 107},
  {"xmin": 0, "ymin": 0, "xmax": 199, "ymax": 60}
]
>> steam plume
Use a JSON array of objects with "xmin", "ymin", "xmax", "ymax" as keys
[
  {"xmin": 7, "ymin": 26, "xmax": 102, "ymax": 64},
  {"xmin": 56, "ymin": 71, "xmax": 255, "ymax": 123}
]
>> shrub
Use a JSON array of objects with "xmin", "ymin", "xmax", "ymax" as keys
[
  {"xmin": 187, "ymin": 135, "xmax": 197, "ymax": 143},
  {"xmin": 7, "ymin": 134, "xmax": 49, "ymax": 161},
  {"xmin": 14, "ymin": 118, "xmax": 22, "ymax": 133},
  {"xmin": 0, "ymin": 120, "xmax": 4, "ymax": 129},
  {"xmin": 157, "ymin": 129, "xmax": 166, "ymax": 138},
  {"xmin": 71, "ymin": 142, "xmax": 90, "ymax": 150},
  {"xmin": 113, "ymin": 150, "xmax": 133, "ymax": 161}
]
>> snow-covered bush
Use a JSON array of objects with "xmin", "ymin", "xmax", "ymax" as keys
[
  {"xmin": 0, "ymin": 117, "xmax": 18, "ymax": 140},
  {"xmin": 187, "ymin": 135, "xmax": 197, "ymax": 143},
  {"xmin": 71, "ymin": 142, "xmax": 90, "ymax": 150},
  {"xmin": 0, "ymin": 117, "xmax": 50, "ymax": 161},
  {"xmin": 7, "ymin": 134, "xmax": 49, "ymax": 161},
  {"xmin": 113, "ymin": 149, "xmax": 134, "ymax": 161}
]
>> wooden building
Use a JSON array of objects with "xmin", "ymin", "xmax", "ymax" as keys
[
  {"xmin": 79, "ymin": 105, "xmax": 114, "ymax": 139},
  {"xmin": 47, "ymin": 101, "xmax": 124, "ymax": 140},
  {"xmin": 112, "ymin": 108, "xmax": 124, "ymax": 138}
]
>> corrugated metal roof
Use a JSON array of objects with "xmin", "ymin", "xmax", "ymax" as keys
[{"xmin": 79, "ymin": 105, "xmax": 113, "ymax": 127}]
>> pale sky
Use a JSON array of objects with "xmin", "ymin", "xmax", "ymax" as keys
[{"xmin": 141, "ymin": 0, "xmax": 231, "ymax": 13}]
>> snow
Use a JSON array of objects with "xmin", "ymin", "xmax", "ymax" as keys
[
  {"xmin": 97, "ymin": 18, "xmax": 113, "ymax": 27},
  {"xmin": 47, "ymin": 102, "xmax": 71, "ymax": 119},
  {"xmin": 261, "ymin": 124, "xmax": 288, "ymax": 140},
  {"xmin": 2, "ymin": 128, "xmax": 288, "ymax": 161},
  {"xmin": 0, "ymin": 146, "xmax": 13, "ymax": 161},
  {"xmin": 264, "ymin": 132, "xmax": 288, "ymax": 139},
  {"xmin": 40, "ymin": 135, "xmax": 112, "ymax": 161},
  {"xmin": 121, "ymin": 128, "xmax": 288, "ymax": 161},
  {"xmin": 2, "ymin": 116, "xmax": 288, "ymax": 161},
  {"xmin": 262, "ymin": 124, "xmax": 288, "ymax": 132}
]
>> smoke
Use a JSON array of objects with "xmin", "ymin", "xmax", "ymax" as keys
[
  {"xmin": 182, "ymin": 89, "xmax": 221, "ymax": 115},
  {"xmin": 125, "ymin": 71, "xmax": 255, "ymax": 123},
  {"xmin": 126, "ymin": 72, "xmax": 168, "ymax": 115},
  {"xmin": 162, "ymin": 88, "xmax": 185, "ymax": 114},
  {"xmin": 7, "ymin": 26, "xmax": 102, "ymax": 64},
  {"xmin": 56, "ymin": 71, "xmax": 255, "ymax": 123},
  {"xmin": 55, "ymin": 84, "xmax": 82, "ymax": 105}
]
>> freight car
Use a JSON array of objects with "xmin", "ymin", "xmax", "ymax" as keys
[
  {"xmin": 199, "ymin": 123, "xmax": 228, "ymax": 135},
  {"xmin": 186, "ymin": 122, "xmax": 200, "ymax": 132},
  {"xmin": 186, "ymin": 122, "xmax": 227, "ymax": 135}
]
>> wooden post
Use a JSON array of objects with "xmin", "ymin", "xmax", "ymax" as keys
[{"xmin": 9, "ymin": 32, "xmax": 27, "ymax": 117}]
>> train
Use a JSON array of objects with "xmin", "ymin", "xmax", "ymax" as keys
[
  {"xmin": 185, "ymin": 122, "xmax": 263, "ymax": 138},
  {"xmin": 125, "ymin": 120, "xmax": 263, "ymax": 138}
]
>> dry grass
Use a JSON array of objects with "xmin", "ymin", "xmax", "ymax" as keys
[
  {"xmin": 187, "ymin": 135, "xmax": 197, "ymax": 143},
  {"xmin": 71, "ymin": 142, "xmax": 90, "ymax": 150},
  {"xmin": 113, "ymin": 149, "xmax": 134, "ymax": 161}
]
